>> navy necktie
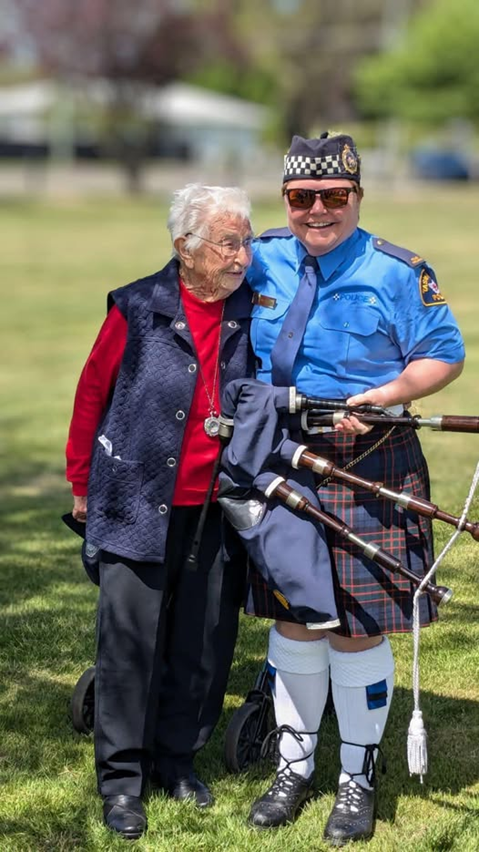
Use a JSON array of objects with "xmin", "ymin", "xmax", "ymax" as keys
[{"xmin": 270, "ymin": 254, "xmax": 319, "ymax": 386}]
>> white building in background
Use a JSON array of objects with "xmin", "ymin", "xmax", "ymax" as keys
[
  {"xmin": 144, "ymin": 82, "xmax": 268, "ymax": 164},
  {"xmin": 0, "ymin": 79, "xmax": 270, "ymax": 166}
]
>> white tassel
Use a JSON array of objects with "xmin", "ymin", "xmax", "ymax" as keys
[
  {"xmin": 407, "ymin": 709, "xmax": 428, "ymax": 782},
  {"xmin": 406, "ymin": 463, "xmax": 479, "ymax": 784}
]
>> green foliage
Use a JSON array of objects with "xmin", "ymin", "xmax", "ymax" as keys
[
  {"xmin": 186, "ymin": 60, "xmax": 278, "ymax": 106},
  {"xmin": 355, "ymin": 0, "xmax": 479, "ymax": 123}
]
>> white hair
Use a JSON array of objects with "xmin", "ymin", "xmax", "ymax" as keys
[{"xmin": 167, "ymin": 183, "xmax": 252, "ymax": 258}]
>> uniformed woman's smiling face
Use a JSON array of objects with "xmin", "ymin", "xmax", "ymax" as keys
[{"xmin": 284, "ymin": 178, "xmax": 363, "ymax": 257}]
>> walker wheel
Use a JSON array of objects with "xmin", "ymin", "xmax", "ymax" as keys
[
  {"xmin": 71, "ymin": 665, "xmax": 95, "ymax": 734},
  {"xmin": 224, "ymin": 697, "xmax": 274, "ymax": 773}
]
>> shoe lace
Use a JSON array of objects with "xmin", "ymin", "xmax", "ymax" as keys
[
  {"xmin": 335, "ymin": 778, "xmax": 366, "ymax": 811},
  {"xmin": 265, "ymin": 767, "xmax": 305, "ymax": 798},
  {"xmin": 340, "ymin": 741, "xmax": 387, "ymax": 787},
  {"xmin": 260, "ymin": 723, "xmax": 316, "ymax": 770}
]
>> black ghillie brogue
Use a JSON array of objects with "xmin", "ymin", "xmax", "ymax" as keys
[
  {"xmin": 103, "ymin": 794, "xmax": 147, "ymax": 840},
  {"xmin": 248, "ymin": 768, "xmax": 314, "ymax": 829},
  {"xmin": 323, "ymin": 779, "xmax": 375, "ymax": 846}
]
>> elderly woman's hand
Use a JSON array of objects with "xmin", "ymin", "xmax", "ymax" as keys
[{"xmin": 73, "ymin": 494, "xmax": 88, "ymax": 523}]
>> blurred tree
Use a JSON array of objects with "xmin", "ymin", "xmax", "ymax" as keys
[
  {"xmin": 197, "ymin": 0, "xmax": 425, "ymax": 143},
  {"xmin": 13, "ymin": 0, "xmax": 249, "ymax": 191},
  {"xmin": 355, "ymin": 0, "xmax": 479, "ymax": 124}
]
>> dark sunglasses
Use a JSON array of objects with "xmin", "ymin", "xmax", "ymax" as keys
[{"xmin": 283, "ymin": 186, "xmax": 358, "ymax": 210}]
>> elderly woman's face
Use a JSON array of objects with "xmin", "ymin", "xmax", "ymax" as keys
[
  {"xmin": 184, "ymin": 214, "xmax": 253, "ymax": 302},
  {"xmin": 284, "ymin": 178, "xmax": 362, "ymax": 257}
]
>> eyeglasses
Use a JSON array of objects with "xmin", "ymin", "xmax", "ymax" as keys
[
  {"xmin": 185, "ymin": 233, "xmax": 254, "ymax": 258},
  {"xmin": 283, "ymin": 186, "xmax": 358, "ymax": 210}
]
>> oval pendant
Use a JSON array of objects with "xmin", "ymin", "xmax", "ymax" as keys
[{"xmin": 204, "ymin": 415, "xmax": 220, "ymax": 438}]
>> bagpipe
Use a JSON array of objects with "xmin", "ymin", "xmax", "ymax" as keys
[
  {"xmin": 216, "ymin": 379, "xmax": 479, "ymax": 779},
  {"xmin": 217, "ymin": 380, "xmax": 479, "ymax": 613}
]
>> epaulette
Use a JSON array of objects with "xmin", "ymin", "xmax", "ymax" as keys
[
  {"xmin": 373, "ymin": 237, "xmax": 426, "ymax": 268},
  {"xmin": 257, "ymin": 226, "xmax": 292, "ymax": 240}
]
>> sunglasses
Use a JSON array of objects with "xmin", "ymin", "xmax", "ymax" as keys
[{"xmin": 283, "ymin": 186, "xmax": 358, "ymax": 210}]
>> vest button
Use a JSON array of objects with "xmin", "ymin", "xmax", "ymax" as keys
[
  {"xmin": 175, "ymin": 321, "xmax": 186, "ymax": 330},
  {"xmin": 158, "ymin": 504, "xmax": 168, "ymax": 514},
  {"xmin": 220, "ymin": 361, "xmax": 226, "ymax": 369},
  {"xmin": 227, "ymin": 320, "xmax": 238, "ymax": 329},
  {"xmin": 166, "ymin": 457, "xmax": 176, "ymax": 467},
  {"xmin": 176, "ymin": 410, "xmax": 186, "ymax": 420},
  {"xmin": 188, "ymin": 363, "xmax": 197, "ymax": 373}
]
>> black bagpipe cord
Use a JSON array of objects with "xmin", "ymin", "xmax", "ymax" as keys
[{"xmin": 185, "ymin": 448, "xmax": 223, "ymax": 570}]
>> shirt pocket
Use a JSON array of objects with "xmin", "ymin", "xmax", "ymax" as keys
[
  {"xmin": 316, "ymin": 304, "xmax": 379, "ymax": 376},
  {"xmin": 95, "ymin": 453, "xmax": 144, "ymax": 525},
  {"xmin": 251, "ymin": 297, "xmax": 290, "ymax": 355}
]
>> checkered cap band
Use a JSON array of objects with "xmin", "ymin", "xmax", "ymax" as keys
[{"xmin": 284, "ymin": 153, "xmax": 342, "ymax": 178}]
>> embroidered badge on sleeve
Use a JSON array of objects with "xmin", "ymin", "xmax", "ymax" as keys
[{"xmin": 419, "ymin": 269, "xmax": 447, "ymax": 307}]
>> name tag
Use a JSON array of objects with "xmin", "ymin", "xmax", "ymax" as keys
[{"xmin": 252, "ymin": 293, "xmax": 277, "ymax": 309}]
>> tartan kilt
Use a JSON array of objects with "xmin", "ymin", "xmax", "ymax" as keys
[{"xmin": 245, "ymin": 424, "xmax": 437, "ymax": 637}]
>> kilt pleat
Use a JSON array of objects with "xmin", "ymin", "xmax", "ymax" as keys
[{"xmin": 245, "ymin": 424, "xmax": 438, "ymax": 637}]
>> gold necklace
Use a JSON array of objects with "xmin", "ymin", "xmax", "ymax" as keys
[{"xmin": 197, "ymin": 302, "xmax": 225, "ymax": 437}]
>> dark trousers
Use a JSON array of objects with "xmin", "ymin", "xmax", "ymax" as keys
[{"xmin": 94, "ymin": 505, "xmax": 245, "ymax": 797}]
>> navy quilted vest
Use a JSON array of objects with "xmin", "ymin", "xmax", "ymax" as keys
[{"xmin": 86, "ymin": 258, "xmax": 254, "ymax": 563}]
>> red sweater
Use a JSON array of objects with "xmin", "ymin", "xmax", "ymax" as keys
[{"xmin": 66, "ymin": 284, "xmax": 224, "ymax": 505}]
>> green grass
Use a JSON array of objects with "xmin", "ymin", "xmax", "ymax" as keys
[{"xmin": 1, "ymin": 185, "xmax": 479, "ymax": 850}]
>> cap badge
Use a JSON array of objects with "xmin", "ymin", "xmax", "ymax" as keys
[{"xmin": 342, "ymin": 144, "xmax": 359, "ymax": 175}]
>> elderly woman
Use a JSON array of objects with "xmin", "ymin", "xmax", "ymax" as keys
[{"xmin": 65, "ymin": 184, "xmax": 254, "ymax": 839}]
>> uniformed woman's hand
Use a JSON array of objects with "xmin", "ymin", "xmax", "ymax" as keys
[
  {"xmin": 72, "ymin": 494, "xmax": 88, "ymax": 523},
  {"xmin": 333, "ymin": 389, "xmax": 387, "ymax": 435},
  {"xmin": 334, "ymin": 414, "xmax": 373, "ymax": 436}
]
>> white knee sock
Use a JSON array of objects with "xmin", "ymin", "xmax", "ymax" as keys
[
  {"xmin": 268, "ymin": 625, "xmax": 330, "ymax": 779},
  {"xmin": 329, "ymin": 637, "xmax": 395, "ymax": 790}
]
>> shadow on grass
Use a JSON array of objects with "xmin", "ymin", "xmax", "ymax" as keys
[
  {"xmin": 0, "ymin": 463, "xmax": 94, "ymax": 615},
  {"xmin": 0, "ymin": 803, "xmax": 94, "ymax": 851}
]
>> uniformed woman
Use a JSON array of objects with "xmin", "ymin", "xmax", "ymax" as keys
[
  {"xmin": 66, "ymin": 184, "xmax": 254, "ymax": 839},
  {"xmin": 244, "ymin": 133, "xmax": 465, "ymax": 845}
]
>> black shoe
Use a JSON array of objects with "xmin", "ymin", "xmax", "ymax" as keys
[
  {"xmin": 103, "ymin": 794, "xmax": 147, "ymax": 840},
  {"xmin": 248, "ymin": 768, "xmax": 314, "ymax": 829},
  {"xmin": 168, "ymin": 773, "xmax": 214, "ymax": 808},
  {"xmin": 323, "ymin": 780, "xmax": 375, "ymax": 846},
  {"xmin": 151, "ymin": 766, "xmax": 214, "ymax": 809}
]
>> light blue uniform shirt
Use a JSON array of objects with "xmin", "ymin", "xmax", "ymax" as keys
[{"xmin": 248, "ymin": 227, "xmax": 465, "ymax": 398}]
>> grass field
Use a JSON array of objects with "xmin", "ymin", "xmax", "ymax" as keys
[{"xmin": 1, "ymin": 184, "xmax": 479, "ymax": 851}]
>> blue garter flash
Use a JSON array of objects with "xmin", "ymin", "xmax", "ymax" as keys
[
  {"xmin": 266, "ymin": 662, "xmax": 276, "ymax": 694},
  {"xmin": 366, "ymin": 679, "xmax": 388, "ymax": 709}
]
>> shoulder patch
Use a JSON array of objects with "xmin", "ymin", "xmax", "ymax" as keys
[
  {"xmin": 373, "ymin": 237, "xmax": 425, "ymax": 268},
  {"xmin": 419, "ymin": 268, "xmax": 447, "ymax": 307},
  {"xmin": 257, "ymin": 226, "xmax": 292, "ymax": 240}
]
